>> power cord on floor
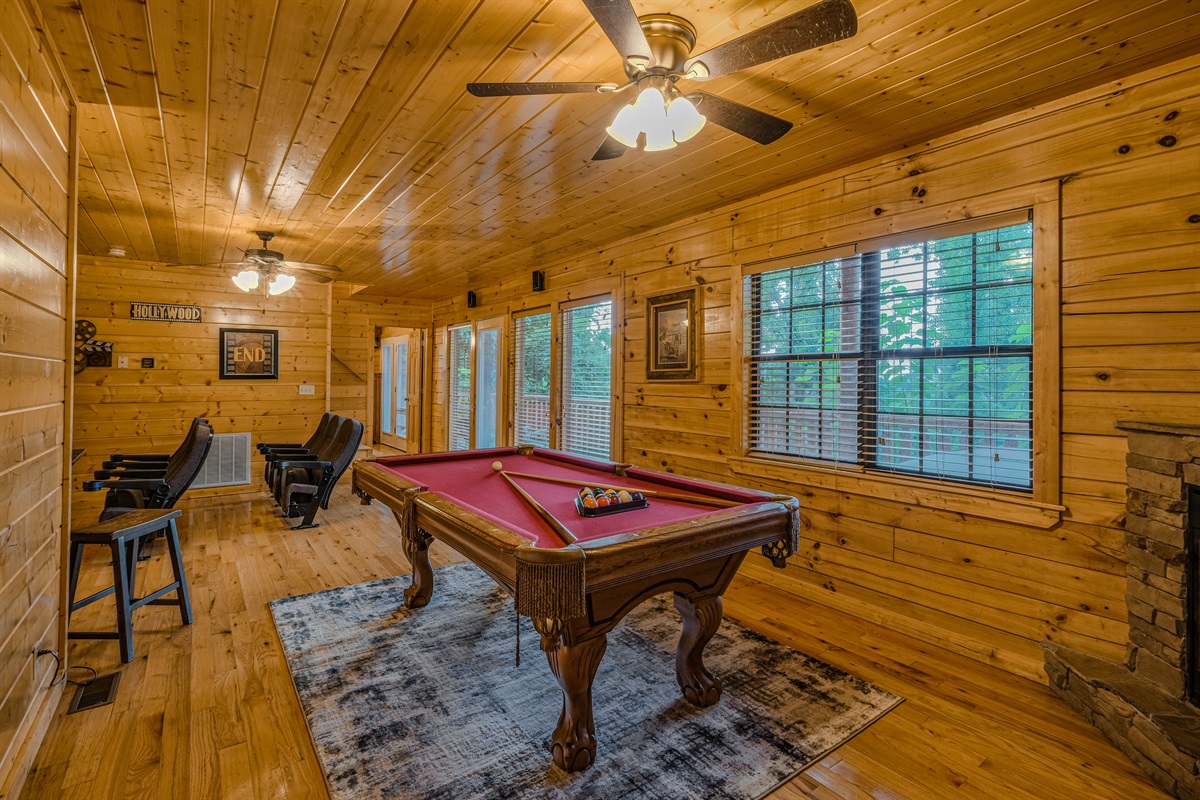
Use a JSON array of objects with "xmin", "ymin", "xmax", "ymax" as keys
[{"xmin": 38, "ymin": 649, "xmax": 99, "ymax": 688}]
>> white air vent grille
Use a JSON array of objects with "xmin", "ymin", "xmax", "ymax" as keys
[{"xmin": 192, "ymin": 432, "xmax": 252, "ymax": 489}]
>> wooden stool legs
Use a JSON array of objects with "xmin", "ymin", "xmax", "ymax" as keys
[
  {"xmin": 162, "ymin": 521, "xmax": 193, "ymax": 626},
  {"xmin": 68, "ymin": 509, "xmax": 191, "ymax": 663}
]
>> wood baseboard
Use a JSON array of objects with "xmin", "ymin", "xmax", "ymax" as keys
[{"xmin": 0, "ymin": 681, "xmax": 63, "ymax": 800}]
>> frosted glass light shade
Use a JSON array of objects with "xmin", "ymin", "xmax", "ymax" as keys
[
  {"xmin": 667, "ymin": 96, "xmax": 706, "ymax": 142},
  {"xmin": 632, "ymin": 87, "xmax": 666, "ymax": 127},
  {"xmin": 232, "ymin": 270, "xmax": 259, "ymax": 291},
  {"xmin": 605, "ymin": 86, "xmax": 698, "ymax": 153},
  {"xmin": 605, "ymin": 105, "xmax": 641, "ymax": 147},
  {"xmin": 268, "ymin": 273, "xmax": 297, "ymax": 295},
  {"xmin": 643, "ymin": 122, "xmax": 676, "ymax": 151}
]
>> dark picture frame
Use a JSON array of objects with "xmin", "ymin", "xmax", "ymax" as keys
[
  {"xmin": 646, "ymin": 289, "xmax": 698, "ymax": 381},
  {"xmin": 219, "ymin": 327, "xmax": 278, "ymax": 379}
]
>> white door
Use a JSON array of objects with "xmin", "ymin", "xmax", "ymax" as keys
[
  {"xmin": 380, "ymin": 334, "xmax": 412, "ymax": 451},
  {"xmin": 474, "ymin": 318, "xmax": 504, "ymax": 449}
]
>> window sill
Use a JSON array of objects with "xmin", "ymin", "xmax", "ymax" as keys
[{"xmin": 729, "ymin": 455, "xmax": 1064, "ymax": 529}]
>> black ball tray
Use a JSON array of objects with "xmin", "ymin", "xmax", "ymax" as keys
[{"xmin": 574, "ymin": 495, "xmax": 649, "ymax": 517}]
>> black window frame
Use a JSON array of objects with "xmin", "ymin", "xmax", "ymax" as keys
[{"xmin": 746, "ymin": 216, "xmax": 1035, "ymax": 492}]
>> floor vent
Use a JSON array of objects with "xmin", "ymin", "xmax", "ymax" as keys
[
  {"xmin": 192, "ymin": 432, "xmax": 252, "ymax": 488},
  {"xmin": 68, "ymin": 672, "xmax": 121, "ymax": 714}
]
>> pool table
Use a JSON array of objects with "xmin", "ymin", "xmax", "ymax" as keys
[{"xmin": 351, "ymin": 446, "xmax": 799, "ymax": 772}]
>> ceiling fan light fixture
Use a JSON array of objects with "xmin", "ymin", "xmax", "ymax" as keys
[
  {"xmin": 232, "ymin": 270, "xmax": 260, "ymax": 292},
  {"xmin": 268, "ymin": 273, "xmax": 297, "ymax": 296},
  {"xmin": 667, "ymin": 95, "xmax": 705, "ymax": 142},
  {"xmin": 643, "ymin": 120, "xmax": 676, "ymax": 151},
  {"xmin": 605, "ymin": 104, "xmax": 642, "ymax": 148},
  {"xmin": 632, "ymin": 87, "xmax": 667, "ymax": 129}
]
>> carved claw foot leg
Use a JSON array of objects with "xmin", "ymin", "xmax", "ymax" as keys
[
  {"xmin": 399, "ymin": 521, "xmax": 434, "ymax": 609},
  {"xmin": 674, "ymin": 593, "xmax": 723, "ymax": 707},
  {"xmin": 535, "ymin": 619, "xmax": 607, "ymax": 772}
]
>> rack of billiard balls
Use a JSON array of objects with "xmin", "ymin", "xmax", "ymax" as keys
[{"xmin": 574, "ymin": 486, "xmax": 649, "ymax": 517}]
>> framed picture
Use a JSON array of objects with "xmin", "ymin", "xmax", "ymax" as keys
[
  {"xmin": 646, "ymin": 289, "xmax": 699, "ymax": 381},
  {"xmin": 219, "ymin": 327, "xmax": 278, "ymax": 379}
]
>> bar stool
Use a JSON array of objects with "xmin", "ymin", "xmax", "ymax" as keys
[{"xmin": 68, "ymin": 508, "xmax": 193, "ymax": 663}]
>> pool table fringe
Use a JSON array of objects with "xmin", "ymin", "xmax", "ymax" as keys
[
  {"xmin": 395, "ymin": 487, "xmax": 422, "ymax": 547},
  {"xmin": 515, "ymin": 556, "xmax": 587, "ymax": 622},
  {"xmin": 762, "ymin": 495, "xmax": 801, "ymax": 568}
]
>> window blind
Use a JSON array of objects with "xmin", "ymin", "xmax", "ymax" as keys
[
  {"xmin": 447, "ymin": 325, "xmax": 472, "ymax": 451},
  {"xmin": 513, "ymin": 313, "xmax": 551, "ymax": 447},
  {"xmin": 745, "ymin": 216, "xmax": 1034, "ymax": 490},
  {"xmin": 560, "ymin": 300, "xmax": 613, "ymax": 459}
]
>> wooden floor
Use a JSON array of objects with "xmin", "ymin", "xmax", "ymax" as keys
[{"xmin": 22, "ymin": 482, "xmax": 1168, "ymax": 800}]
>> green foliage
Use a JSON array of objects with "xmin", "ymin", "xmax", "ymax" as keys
[
  {"xmin": 518, "ymin": 314, "xmax": 552, "ymax": 395},
  {"xmin": 748, "ymin": 221, "xmax": 1034, "ymax": 487},
  {"xmin": 566, "ymin": 302, "xmax": 612, "ymax": 400}
]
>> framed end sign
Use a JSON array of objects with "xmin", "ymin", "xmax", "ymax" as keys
[{"xmin": 220, "ymin": 328, "xmax": 278, "ymax": 379}]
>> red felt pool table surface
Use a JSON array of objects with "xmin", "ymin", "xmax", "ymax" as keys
[{"xmin": 370, "ymin": 448, "xmax": 766, "ymax": 549}]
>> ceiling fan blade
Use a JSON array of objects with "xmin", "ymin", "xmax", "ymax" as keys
[
  {"xmin": 171, "ymin": 260, "xmax": 341, "ymax": 275},
  {"xmin": 284, "ymin": 262, "xmax": 342, "ymax": 274},
  {"xmin": 592, "ymin": 135, "xmax": 629, "ymax": 161},
  {"xmin": 691, "ymin": 92, "xmax": 792, "ymax": 145},
  {"xmin": 582, "ymin": 0, "xmax": 653, "ymax": 68},
  {"xmin": 468, "ymin": 82, "xmax": 617, "ymax": 97},
  {"xmin": 684, "ymin": 0, "xmax": 857, "ymax": 81}
]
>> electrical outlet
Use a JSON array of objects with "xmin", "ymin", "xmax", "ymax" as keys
[
  {"xmin": 117, "ymin": 356, "xmax": 129, "ymax": 368},
  {"xmin": 298, "ymin": 384, "xmax": 315, "ymax": 396}
]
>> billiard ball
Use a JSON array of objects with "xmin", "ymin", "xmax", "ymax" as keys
[
  {"xmin": 616, "ymin": 490, "xmax": 632, "ymax": 503},
  {"xmin": 492, "ymin": 461, "xmax": 503, "ymax": 472}
]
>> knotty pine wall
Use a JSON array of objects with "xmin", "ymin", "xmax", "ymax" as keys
[
  {"xmin": 70, "ymin": 262, "xmax": 435, "ymax": 517},
  {"xmin": 0, "ymin": 0, "xmax": 74, "ymax": 794},
  {"xmin": 70, "ymin": 258, "xmax": 332, "ymax": 517},
  {"xmin": 427, "ymin": 55, "xmax": 1200, "ymax": 682}
]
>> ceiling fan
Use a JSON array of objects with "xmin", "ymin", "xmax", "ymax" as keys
[
  {"xmin": 467, "ymin": 0, "xmax": 858, "ymax": 160},
  {"xmin": 177, "ymin": 231, "xmax": 342, "ymax": 295}
]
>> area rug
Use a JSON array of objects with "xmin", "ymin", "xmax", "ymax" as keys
[{"xmin": 269, "ymin": 563, "xmax": 901, "ymax": 800}]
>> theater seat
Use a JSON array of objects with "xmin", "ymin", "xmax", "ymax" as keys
[{"xmin": 274, "ymin": 417, "xmax": 364, "ymax": 530}]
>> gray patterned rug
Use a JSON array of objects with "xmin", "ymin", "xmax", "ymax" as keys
[{"xmin": 269, "ymin": 563, "xmax": 901, "ymax": 800}]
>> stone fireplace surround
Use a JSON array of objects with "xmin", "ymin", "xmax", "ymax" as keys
[{"xmin": 1043, "ymin": 422, "xmax": 1200, "ymax": 799}]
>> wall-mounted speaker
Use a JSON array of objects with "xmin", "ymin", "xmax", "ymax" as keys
[
  {"xmin": 467, "ymin": 291, "xmax": 477, "ymax": 308},
  {"xmin": 532, "ymin": 270, "xmax": 545, "ymax": 292}
]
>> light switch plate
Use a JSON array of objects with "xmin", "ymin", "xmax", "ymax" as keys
[
  {"xmin": 117, "ymin": 356, "xmax": 129, "ymax": 368},
  {"xmin": 299, "ymin": 385, "xmax": 315, "ymax": 396}
]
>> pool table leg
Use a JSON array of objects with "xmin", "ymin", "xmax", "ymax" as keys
[
  {"xmin": 400, "ymin": 524, "xmax": 434, "ymax": 609},
  {"xmin": 534, "ymin": 619, "xmax": 607, "ymax": 773},
  {"xmin": 674, "ymin": 592, "xmax": 724, "ymax": 707}
]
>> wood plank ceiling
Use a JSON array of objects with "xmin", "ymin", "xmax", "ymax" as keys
[{"xmin": 30, "ymin": 0, "xmax": 1200, "ymax": 300}]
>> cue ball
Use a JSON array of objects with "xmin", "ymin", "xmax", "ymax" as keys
[{"xmin": 492, "ymin": 461, "xmax": 503, "ymax": 472}]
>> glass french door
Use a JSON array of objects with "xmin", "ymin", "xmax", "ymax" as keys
[
  {"xmin": 380, "ymin": 333, "xmax": 413, "ymax": 451},
  {"xmin": 474, "ymin": 318, "xmax": 504, "ymax": 449}
]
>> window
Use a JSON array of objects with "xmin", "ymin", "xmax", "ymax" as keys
[
  {"xmin": 560, "ymin": 300, "xmax": 613, "ymax": 459},
  {"xmin": 447, "ymin": 325, "xmax": 472, "ymax": 451},
  {"xmin": 445, "ymin": 319, "xmax": 505, "ymax": 451},
  {"xmin": 380, "ymin": 333, "xmax": 415, "ymax": 451},
  {"xmin": 474, "ymin": 318, "xmax": 503, "ymax": 449},
  {"xmin": 744, "ymin": 214, "xmax": 1034, "ymax": 491},
  {"xmin": 510, "ymin": 297, "xmax": 615, "ymax": 459},
  {"xmin": 513, "ymin": 313, "xmax": 551, "ymax": 447}
]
